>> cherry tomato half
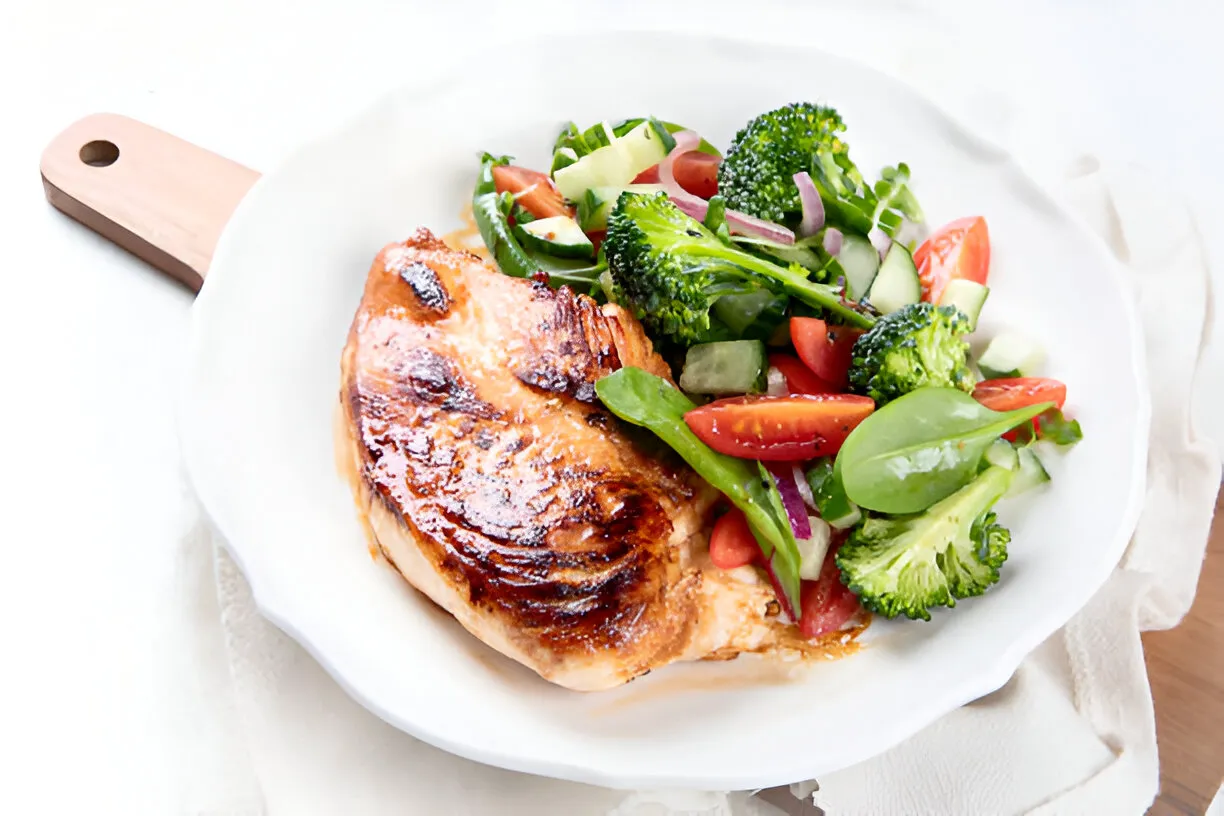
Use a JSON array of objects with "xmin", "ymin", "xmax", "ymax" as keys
[
  {"xmin": 708, "ymin": 508, "xmax": 759, "ymax": 570},
  {"xmin": 914, "ymin": 216, "xmax": 991, "ymax": 304},
  {"xmin": 632, "ymin": 152, "xmax": 720, "ymax": 198},
  {"xmin": 974, "ymin": 377, "xmax": 1067, "ymax": 442},
  {"xmin": 683, "ymin": 394, "xmax": 875, "ymax": 461},
  {"xmin": 799, "ymin": 544, "xmax": 862, "ymax": 639},
  {"xmin": 492, "ymin": 165, "xmax": 574, "ymax": 220},
  {"xmin": 768, "ymin": 353, "xmax": 836, "ymax": 395},
  {"xmin": 673, "ymin": 152, "xmax": 720, "ymax": 199},
  {"xmin": 790, "ymin": 317, "xmax": 863, "ymax": 391},
  {"xmin": 973, "ymin": 377, "xmax": 1066, "ymax": 412},
  {"xmin": 632, "ymin": 165, "xmax": 661, "ymax": 184}
]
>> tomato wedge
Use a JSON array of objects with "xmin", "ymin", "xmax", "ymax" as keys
[
  {"xmin": 491, "ymin": 165, "xmax": 574, "ymax": 220},
  {"xmin": 973, "ymin": 377, "xmax": 1066, "ymax": 412},
  {"xmin": 587, "ymin": 229, "xmax": 606, "ymax": 255},
  {"xmin": 673, "ymin": 151, "xmax": 720, "ymax": 199},
  {"xmin": 632, "ymin": 152, "xmax": 721, "ymax": 198},
  {"xmin": 684, "ymin": 394, "xmax": 875, "ymax": 461},
  {"xmin": 768, "ymin": 353, "xmax": 836, "ymax": 395},
  {"xmin": 974, "ymin": 377, "xmax": 1067, "ymax": 442},
  {"xmin": 799, "ymin": 544, "xmax": 861, "ymax": 639},
  {"xmin": 914, "ymin": 216, "xmax": 990, "ymax": 304},
  {"xmin": 708, "ymin": 508, "xmax": 759, "ymax": 570},
  {"xmin": 632, "ymin": 165, "xmax": 661, "ymax": 184},
  {"xmin": 790, "ymin": 317, "xmax": 863, "ymax": 391}
]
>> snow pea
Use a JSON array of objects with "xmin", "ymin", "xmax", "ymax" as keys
[
  {"xmin": 594, "ymin": 366, "xmax": 802, "ymax": 614},
  {"xmin": 834, "ymin": 387, "xmax": 1054, "ymax": 515}
]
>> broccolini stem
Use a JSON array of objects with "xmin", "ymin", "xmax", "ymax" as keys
[{"xmin": 681, "ymin": 242, "xmax": 877, "ymax": 329}]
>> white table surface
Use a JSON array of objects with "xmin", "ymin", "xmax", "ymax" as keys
[{"xmin": 2, "ymin": 1, "xmax": 1221, "ymax": 813}]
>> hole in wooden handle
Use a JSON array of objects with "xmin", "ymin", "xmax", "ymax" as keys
[{"xmin": 79, "ymin": 140, "xmax": 119, "ymax": 167}]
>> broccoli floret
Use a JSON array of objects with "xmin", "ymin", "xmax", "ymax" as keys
[
  {"xmin": 718, "ymin": 102, "xmax": 924, "ymax": 238},
  {"xmin": 718, "ymin": 103, "xmax": 849, "ymax": 224},
  {"xmin": 847, "ymin": 302, "xmax": 974, "ymax": 405},
  {"xmin": 836, "ymin": 465, "xmax": 1013, "ymax": 621},
  {"xmin": 604, "ymin": 192, "xmax": 874, "ymax": 346}
]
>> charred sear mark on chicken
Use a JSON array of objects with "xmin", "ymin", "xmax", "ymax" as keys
[
  {"xmin": 512, "ymin": 282, "xmax": 626, "ymax": 404},
  {"xmin": 398, "ymin": 260, "xmax": 451, "ymax": 314},
  {"xmin": 394, "ymin": 347, "xmax": 499, "ymax": 418}
]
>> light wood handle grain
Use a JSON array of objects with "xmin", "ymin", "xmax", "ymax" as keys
[{"xmin": 40, "ymin": 113, "xmax": 260, "ymax": 294}]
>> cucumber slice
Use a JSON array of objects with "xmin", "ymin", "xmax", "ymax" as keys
[
  {"xmin": 1006, "ymin": 446, "xmax": 1051, "ymax": 497},
  {"xmin": 513, "ymin": 216, "xmax": 595, "ymax": 259},
  {"xmin": 678, "ymin": 340, "xmax": 766, "ymax": 395},
  {"xmin": 549, "ymin": 146, "xmax": 578, "ymax": 176},
  {"xmin": 983, "ymin": 438, "xmax": 1020, "ymax": 471},
  {"xmin": 978, "ymin": 331, "xmax": 1045, "ymax": 379},
  {"xmin": 837, "ymin": 233, "xmax": 880, "ymax": 300},
  {"xmin": 805, "ymin": 460, "xmax": 862, "ymax": 530},
  {"xmin": 939, "ymin": 278, "xmax": 990, "ymax": 331},
  {"xmin": 797, "ymin": 517, "xmax": 832, "ymax": 581},
  {"xmin": 868, "ymin": 243, "xmax": 921, "ymax": 314},
  {"xmin": 552, "ymin": 121, "xmax": 667, "ymax": 201},
  {"xmin": 616, "ymin": 120, "xmax": 673, "ymax": 176},
  {"xmin": 576, "ymin": 184, "xmax": 665, "ymax": 232}
]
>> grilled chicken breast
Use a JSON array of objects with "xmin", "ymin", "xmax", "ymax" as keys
[{"xmin": 339, "ymin": 229, "xmax": 799, "ymax": 690}]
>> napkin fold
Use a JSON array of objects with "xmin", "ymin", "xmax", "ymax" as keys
[{"xmin": 171, "ymin": 161, "xmax": 1217, "ymax": 816}]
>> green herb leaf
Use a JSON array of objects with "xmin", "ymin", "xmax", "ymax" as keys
[{"xmin": 1035, "ymin": 408, "xmax": 1084, "ymax": 446}]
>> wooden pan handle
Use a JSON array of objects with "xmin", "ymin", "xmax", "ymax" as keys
[{"xmin": 40, "ymin": 113, "xmax": 260, "ymax": 294}]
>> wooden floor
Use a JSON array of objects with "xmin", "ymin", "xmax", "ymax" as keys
[{"xmin": 1145, "ymin": 490, "xmax": 1224, "ymax": 815}]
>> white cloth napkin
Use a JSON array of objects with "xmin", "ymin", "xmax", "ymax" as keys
[{"xmin": 169, "ymin": 9, "xmax": 1221, "ymax": 815}]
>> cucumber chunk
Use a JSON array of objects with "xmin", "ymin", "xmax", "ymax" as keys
[
  {"xmin": 868, "ymin": 242, "xmax": 921, "ymax": 314},
  {"xmin": 939, "ymin": 278, "xmax": 989, "ymax": 331},
  {"xmin": 617, "ymin": 120, "xmax": 673, "ymax": 177},
  {"xmin": 513, "ymin": 215, "xmax": 594, "ymax": 259},
  {"xmin": 837, "ymin": 233, "xmax": 880, "ymax": 300},
  {"xmin": 549, "ymin": 146, "xmax": 578, "ymax": 176},
  {"xmin": 552, "ymin": 121, "xmax": 669, "ymax": 201},
  {"xmin": 678, "ymin": 340, "xmax": 767, "ymax": 395},
  {"xmin": 978, "ymin": 331, "xmax": 1045, "ymax": 379},
  {"xmin": 1006, "ymin": 446, "xmax": 1052, "ymax": 497},
  {"xmin": 984, "ymin": 438, "xmax": 1020, "ymax": 471}
]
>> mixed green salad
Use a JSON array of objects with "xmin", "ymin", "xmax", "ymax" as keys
[{"xmin": 473, "ymin": 103, "xmax": 1083, "ymax": 637}]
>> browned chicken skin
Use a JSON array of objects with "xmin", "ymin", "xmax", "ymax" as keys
[{"xmin": 339, "ymin": 229, "xmax": 806, "ymax": 690}]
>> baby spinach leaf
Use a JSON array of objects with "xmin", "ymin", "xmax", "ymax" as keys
[{"xmin": 834, "ymin": 387, "xmax": 1053, "ymax": 515}]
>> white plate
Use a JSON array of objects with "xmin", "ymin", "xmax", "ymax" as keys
[{"xmin": 181, "ymin": 31, "xmax": 1149, "ymax": 790}]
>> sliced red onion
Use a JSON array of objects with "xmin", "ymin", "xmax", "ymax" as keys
[
  {"xmin": 793, "ymin": 172, "xmax": 825, "ymax": 237},
  {"xmin": 793, "ymin": 464, "xmax": 816, "ymax": 510},
  {"xmin": 763, "ymin": 555, "xmax": 798, "ymax": 622},
  {"xmin": 822, "ymin": 227, "xmax": 844, "ymax": 257},
  {"xmin": 769, "ymin": 465, "xmax": 812, "ymax": 540},
  {"xmin": 869, "ymin": 227, "xmax": 892, "ymax": 259},
  {"xmin": 659, "ymin": 131, "xmax": 796, "ymax": 245},
  {"xmin": 766, "ymin": 367, "xmax": 788, "ymax": 396}
]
